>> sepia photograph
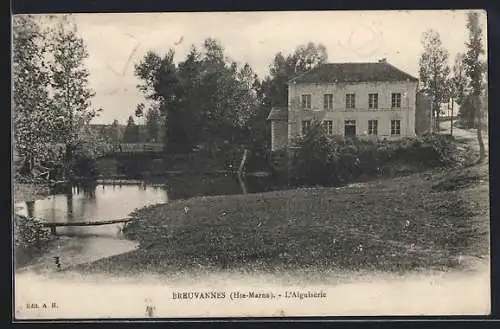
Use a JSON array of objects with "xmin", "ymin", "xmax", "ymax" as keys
[{"xmin": 12, "ymin": 10, "xmax": 490, "ymax": 319}]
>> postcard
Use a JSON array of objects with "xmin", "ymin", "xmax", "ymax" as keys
[{"xmin": 12, "ymin": 10, "xmax": 490, "ymax": 319}]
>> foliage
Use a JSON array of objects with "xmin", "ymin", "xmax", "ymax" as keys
[
  {"xmin": 14, "ymin": 214, "xmax": 53, "ymax": 261},
  {"xmin": 450, "ymin": 53, "xmax": 469, "ymax": 106},
  {"xmin": 458, "ymin": 94, "xmax": 477, "ymax": 128},
  {"xmin": 110, "ymin": 119, "xmax": 122, "ymax": 142},
  {"xmin": 67, "ymin": 127, "xmax": 108, "ymax": 178},
  {"xmin": 262, "ymin": 42, "xmax": 328, "ymax": 108},
  {"xmin": 290, "ymin": 123, "xmax": 465, "ymax": 186},
  {"xmin": 13, "ymin": 15, "xmax": 98, "ymax": 180},
  {"xmin": 134, "ymin": 39, "xmax": 327, "ymax": 155},
  {"xmin": 49, "ymin": 16, "xmax": 97, "ymax": 149},
  {"xmin": 12, "ymin": 16, "xmax": 55, "ymax": 177},
  {"xmin": 418, "ymin": 29, "xmax": 451, "ymax": 129},
  {"xmin": 134, "ymin": 39, "xmax": 262, "ymax": 154},
  {"xmin": 123, "ymin": 115, "xmax": 140, "ymax": 143},
  {"xmin": 145, "ymin": 105, "xmax": 162, "ymax": 142},
  {"xmin": 463, "ymin": 11, "xmax": 487, "ymax": 161}
]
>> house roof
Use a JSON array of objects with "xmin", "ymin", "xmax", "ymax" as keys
[
  {"xmin": 267, "ymin": 107, "xmax": 288, "ymax": 121},
  {"xmin": 288, "ymin": 61, "xmax": 418, "ymax": 84}
]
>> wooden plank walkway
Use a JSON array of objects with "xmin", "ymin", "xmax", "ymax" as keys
[
  {"xmin": 42, "ymin": 218, "xmax": 133, "ymax": 235},
  {"xmin": 15, "ymin": 213, "xmax": 133, "ymax": 235}
]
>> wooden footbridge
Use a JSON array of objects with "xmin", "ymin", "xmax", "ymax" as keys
[
  {"xmin": 15, "ymin": 214, "xmax": 133, "ymax": 235},
  {"xmin": 43, "ymin": 218, "xmax": 134, "ymax": 235}
]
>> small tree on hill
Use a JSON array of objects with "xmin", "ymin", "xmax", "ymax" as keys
[
  {"xmin": 463, "ymin": 11, "xmax": 487, "ymax": 162},
  {"xmin": 419, "ymin": 29, "xmax": 450, "ymax": 132}
]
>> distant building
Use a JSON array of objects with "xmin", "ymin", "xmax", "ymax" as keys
[{"xmin": 267, "ymin": 59, "xmax": 423, "ymax": 151}]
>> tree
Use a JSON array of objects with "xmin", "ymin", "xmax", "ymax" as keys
[
  {"xmin": 12, "ymin": 15, "xmax": 54, "ymax": 177},
  {"xmin": 48, "ymin": 15, "xmax": 97, "ymax": 161},
  {"xmin": 418, "ymin": 29, "xmax": 451, "ymax": 132},
  {"xmin": 264, "ymin": 42, "xmax": 328, "ymax": 108},
  {"xmin": 450, "ymin": 53, "xmax": 468, "ymax": 106},
  {"xmin": 463, "ymin": 11, "xmax": 487, "ymax": 162},
  {"xmin": 448, "ymin": 52, "xmax": 469, "ymax": 134},
  {"xmin": 145, "ymin": 106, "xmax": 161, "ymax": 142},
  {"xmin": 123, "ymin": 115, "xmax": 139, "ymax": 143},
  {"xmin": 135, "ymin": 49, "xmax": 181, "ymax": 149},
  {"xmin": 110, "ymin": 119, "xmax": 122, "ymax": 143},
  {"xmin": 134, "ymin": 39, "xmax": 264, "ymax": 155}
]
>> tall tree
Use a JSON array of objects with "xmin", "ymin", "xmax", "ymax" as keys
[
  {"xmin": 123, "ymin": 115, "xmax": 139, "ymax": 143},
  {"xmin": 450, "ymin": 53, "xmax": 468, "ymax": 107},
  {"xmin": 264, "ymin": 42, "xmax": 328, "ymax": 108},
  {"xmin": 12, "ymin": 15, "xmax": 53, "ymax": 177},
  {"xmin": 463, "ymin": 11, "xmax": 487, "ymax": 162},
  {"xmin": 145, "ymin": 106, "xmax": 161, "ymax": 142},
  {"xmin": 418, "ymin": 29, "xmax": 451, "ymax": 132},
  {"xmin": 110, "ymin": 119, "xmax": 122, "ymax": 143},
  {"xmin": 134, "ymin": 39, "xmax": 263, "ymax": 154},
  {"xmin": 48, "ymin": 15, "xmax": 96, "ymax": 161},
  {"xmin": 135, "ymin": 49, "xmax": 181, "ymax": 149},
  {"xmin": 448, "ymin": 52, "xmax": 469, "ymax": 134}
]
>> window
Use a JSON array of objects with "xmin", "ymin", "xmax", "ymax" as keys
[
  {"xmin": 368, "ymin": 93, "xmax": 378, "ymax": 109},
  {"xmin": 346, "ymin": 93, "xmax": 356, "ymax": 109},
  {"xmin": 344, "ymin": 120, "xmax": 356, "ymax": 137},
  {"xmin": 302, "ymin": 94, "xmax": 311, "ymax": 109},
  {"xmin": 302, "ymin": 120, "xmax": 311, "ymax": 135},
  {"xmin": 391, "ymin": 93, "xmax": 402, "ymax": 108},
  {"xmin": 323, "ymin": 120, "xmax": 333, "ymax": 135},
  {"xmin": 324, "ymin": 94, "xmax": 333, "ymax": 110},
  {"xmin": 391, "ymin": 120, "xmax": 401, "ymax": 135},
  {"xmin": 368, "ymin": 120, "xmax": 378, "ymax": 135}
]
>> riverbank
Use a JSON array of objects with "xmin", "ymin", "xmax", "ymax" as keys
[
  {"xmin": 74, "ymin": 156, "xmax": 489, "ymax": 275},
  {"xmin": 13, "ymin": 182, "xmax": 51, "ymax": 203}
]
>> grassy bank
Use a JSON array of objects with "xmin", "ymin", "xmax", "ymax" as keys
[{"xmin": 75, "ymin": 159, "xmax": 489, "ymax": 275}]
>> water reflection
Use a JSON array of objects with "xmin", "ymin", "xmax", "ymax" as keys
[
  {"xmin": 16, "ymin": 182, "xmax": 169, "ymax": 238},
  {"xmin": 14, "ymin": 174, "xmax": 289, "ymax": 270},
  {"xmin": 16, "ymin": 175, "xmax": 288, "ymax": 233}
]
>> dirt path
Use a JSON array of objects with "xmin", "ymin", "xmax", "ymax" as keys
[{"xmin": 440, "ymin": 120, "xmax": 489, "ymax": 153}]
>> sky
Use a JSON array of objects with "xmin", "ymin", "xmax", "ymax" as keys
[{"xmin": 35, "ymin": 10, "xmax": 487, "ymax": 124}]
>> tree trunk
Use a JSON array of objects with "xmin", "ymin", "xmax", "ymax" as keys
[{"xmin": 435, "ymin": 104, "xmax": 440, "ymax": 133}]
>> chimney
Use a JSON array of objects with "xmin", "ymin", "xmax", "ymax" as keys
[{"xmin": 378, "ymin": 58, "xmax": 387, "ymax": 63}]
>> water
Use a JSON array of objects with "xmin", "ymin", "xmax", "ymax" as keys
[{"xmin": 14, "ymin": 174, "xmax": 288, "ymax": 271}]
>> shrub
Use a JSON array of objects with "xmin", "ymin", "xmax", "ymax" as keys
[
  {"xmin": 291, "ymin": 125, "xmax": 464, "ymax": 186},
  {"xmin": 14, "ymin": 214, "xmax": 53, "ymax": 267},
  {"xmin": 66, "ymin": 142, "xmax": 100, "ymax": 179}
]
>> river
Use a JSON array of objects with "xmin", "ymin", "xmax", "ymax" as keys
[{"xmin": 14, "ymin": 174, "xmax": 288, "ymax": 273}]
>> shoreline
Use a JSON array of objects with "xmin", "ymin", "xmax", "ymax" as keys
[{"xmin": 72, "ymin": 158, "xmax": 489, "ymax": 276}]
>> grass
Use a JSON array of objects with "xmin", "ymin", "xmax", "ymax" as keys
[{"xmin": 75, "ymin": 159, "xmax": 489, "ymax": 276}]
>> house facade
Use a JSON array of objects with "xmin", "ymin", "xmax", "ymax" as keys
[{"xmin": 268, "ymin": 59, "xmax": 420, "ymax": 151}]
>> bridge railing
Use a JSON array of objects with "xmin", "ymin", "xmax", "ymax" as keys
[{"xmin": 105, "ymin": 143, "xmax": 164, "ymax": 154}]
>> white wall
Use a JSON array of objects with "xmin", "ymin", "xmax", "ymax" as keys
[{"xmin": 288, "ymin": 81, "xmax": 417, "ymax": 141}]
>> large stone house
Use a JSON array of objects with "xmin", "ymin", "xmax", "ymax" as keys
[{"xmin": 267, "ymin": 59, "xmax": 421, "ymax": 151}]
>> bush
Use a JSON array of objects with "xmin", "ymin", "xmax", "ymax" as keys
[
  {"xmin": 291, "ymin": 124, "xmax": 463, "ymax": 186},
  {"xmin": 14, "ymin": 214, "xmax": 53, "ymax": 267},
  {"xmin": 67, "ymin": 143, "xmax": 100, "ymax": 179}
]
